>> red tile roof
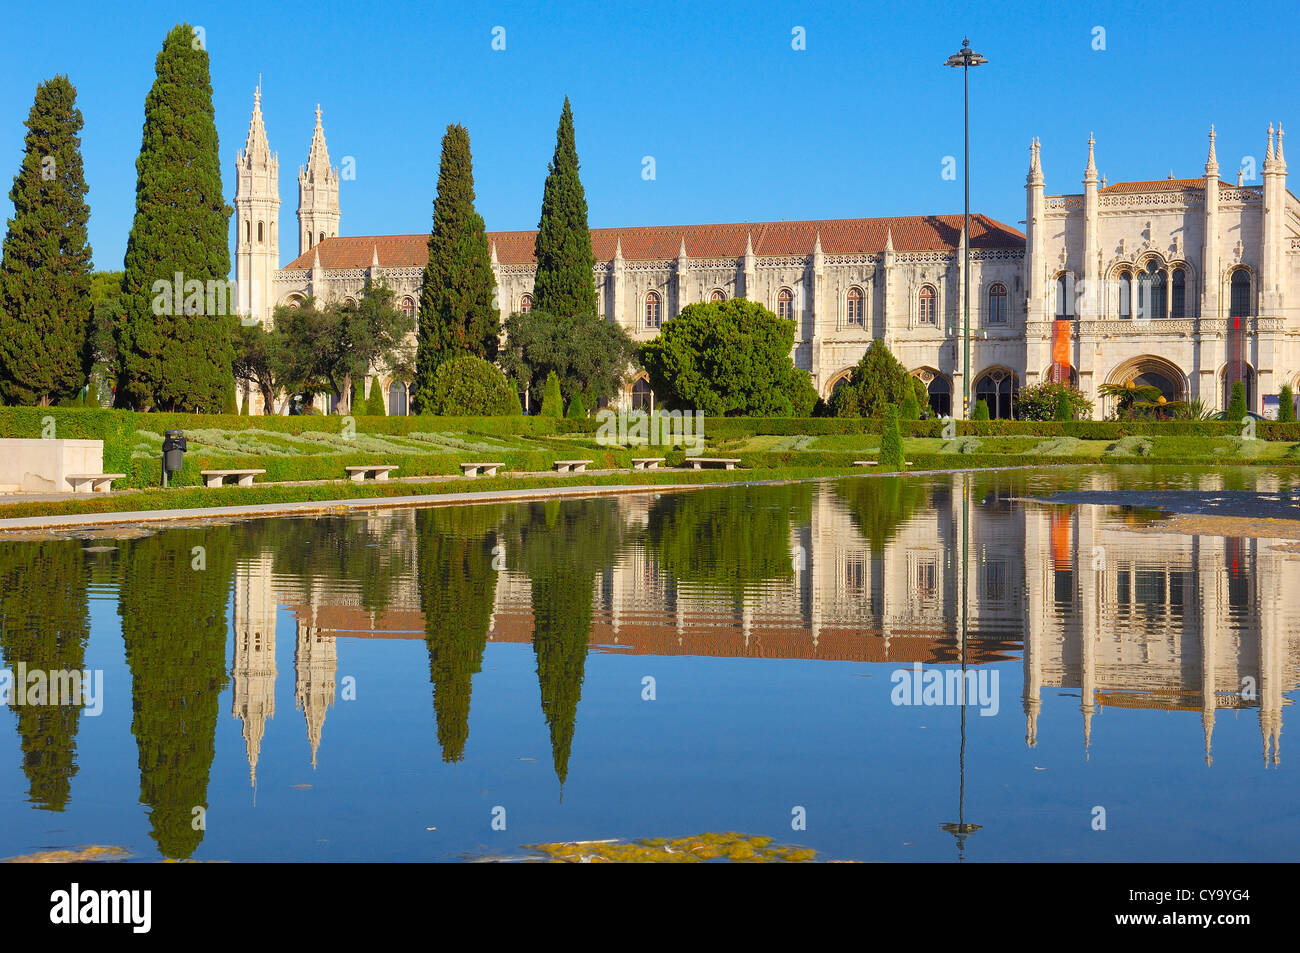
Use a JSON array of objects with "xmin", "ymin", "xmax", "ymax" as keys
[
  {"xmin": 280, "ymin": 213, "xmax": 1025, "ymax": 271},
  {"xmin": 1099, "ymin": 178, "xmax": 1242, "ymax": 193}
]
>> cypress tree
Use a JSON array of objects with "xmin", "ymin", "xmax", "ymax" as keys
[
  {"xmin": 365, "ymin": 378, "xmax": 387, "ymax": 416},
  {"xmin": 413, "ymin": 124, "xmax": 499, "ymax": 412},
  {"xmin": 1226, "ymin": 381, "xmax": 1247, "ymax": 422},
  {"xmin": 540, "ymin": 370, "xmax": 564, "ymax": 418},
  {"xmin": 351, "ymin": 377, "xmax": 365, "ymax": 414},
  {"xmin": 532, "ymin": 98, "xmax": 597, "ymax": 319},
  {"xmin": 0, "ymin": 76, "xmax": 93, "ymax": 406},
  {"xmin": 1280, "ymin": 384, "xmax": 1295, "ymax": 423},
  {"xmin": 879, "ymin": 404, "xmax": 905, "ymax": 471},
  {"xmin": 117, "ymin": 24, "xmax": 233, "ymax": 412}
]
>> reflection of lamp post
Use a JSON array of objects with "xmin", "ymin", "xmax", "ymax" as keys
[
  {"xmin": 941, "ymin": 474, "xmax": 981, "ymax": 858},
  {"xmin": 945, "ymin": 38, "xmax": 988, "ymax": 419}
]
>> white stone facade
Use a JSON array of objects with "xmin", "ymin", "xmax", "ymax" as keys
[{"xmin": 233, "ymin": 90, "xmax": 1300, "ymax": 418}]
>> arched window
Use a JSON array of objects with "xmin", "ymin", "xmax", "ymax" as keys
[
  {"xmin": 1118, "ymin": 272, "xmax": 1132, "ymax": 319},
  {"xmin": 245, "ymin": 221, "xmax": 251, "ymax": 243},
  {"xmin": 388, "ymin": 380, "xmax": 408, "ymax": 417},
  {"xmin": 846, "ymin": 287, "xmax": 864, "ymax": 325},
  {"xmin": 974, "ymin": 369, "xmax": 1019, "ymax": 419},
  {"xmin": 1230, "ymin": 270, "xmax": 1252, "ymax": 317},
  {"xmin": 400, "ymin": 297, "xmax": 416, "ymax": 321},
  {"xmin": 319, "ymin": 232, "xmax": 325, "ymax": 246},
  {"xmin": 645, "ymin": 291, "xmax": 662, "ymax": 328},
  {"xmin": 987, "ymin": 282, "xmax": 1007, "ymax": 324},
  {"xmin": 306, "ymin": 232, "xmax": 313, "ymax": 250},
  {"xmin": 1170, "ymin": 268, "xmax": 1186, "ymax": 319},
  {"xmin": 777, "ymin": 288, "xmax": 794, "ymax": 320},
  {"xmin": 519, "ymin": 293, "xmax": 533, "ymax": 313},
  {"xmin": 1139, "ymin": 262, "xmax": 1167, "ymax": 319},
  {"xmin": 710, "ymin": 290, "xmax": 726, "ymax": 303},
  {"xmin": 631, "ymin": 377, "xmax": 653, "ymax": 412},
  {"xmin": 927, "ymin": 375, "xmax": 951, "ymax": 417},
  {"xmin": 257, "ymin": 221, "xmax": 264, "ymax": 243},
  {"xmin": 918, "ymin": 285, "xmax": 936, "ymax": 325},
  {"xmin": 1055, "ymin": 274, "xmax": 1075, "ymax": 321}
]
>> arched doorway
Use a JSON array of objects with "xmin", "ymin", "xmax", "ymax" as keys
[
  {"xmin": 388, "ymin": 380, "xmax": 408, "ymax": 416},
  {"xmin": 912, "ymin": 368, "xmax": 950, "ymax": 418},
  {"xmin": 974, "ymin": 368, "xmax": 1019, "ymax": 419}
]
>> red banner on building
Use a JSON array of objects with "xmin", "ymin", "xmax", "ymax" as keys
[{"xmin": 1050, "ymin": 319, "xmax": 1072, "ymax": 383}]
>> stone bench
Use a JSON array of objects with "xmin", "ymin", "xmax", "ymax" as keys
[
  {"xmin": 853, "ymin": 460, "xmax": 913, "ymax": 467},
  {"xmin": 66, "ymin": 473, "xmax": 125, "ymax": 494},
  {"xmin": 552, "ymin": 459, "xmax": 593, "ymax": 473},
  {"xmin": 200, "ymin": 468, "xmax": 265, "ymax": 488},
  {"xmin": 345, "ymin": 464, "xmax": 399, "ymax": 483},
  {"xmin": 631, "ymin": 457, "xmax": 665, "ymax": 470},
  {"xmin": 460, "ymin": 462, "xmax": 503, "ymax": 477},
  {"xmin": 685, "ymin": 457, "xmax": 741, "ymax": 470}
]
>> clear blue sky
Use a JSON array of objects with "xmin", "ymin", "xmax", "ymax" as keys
[{"xmin": 0, "ymin": 0, "xmax": 1294, "ymax": 271}]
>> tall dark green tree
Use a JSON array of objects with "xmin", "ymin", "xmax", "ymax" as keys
[
  {"xmin": 116, "ymin": 24, "xmax": 233, "ymax": 412},
  {"xmin": 416, "ymin": 506, "xmax": 506, "ymax": 762},
  {"xmin": 0, "ymin": 76, "xmax": 93, "ymax": 406},
  {"xmin": 0, "ymin": 541, "xmax": 91, "ymax": 812},
  {"xmin": 413, "ymin": 125, "xmax": 499, "ymax": 412},
  {"xmin": 119, "ymin": 528, "xmax": 232, "ymax": 859},
  {"xmin": 531, "ymin": 97, "xmax": 597, "ymax": 319}
]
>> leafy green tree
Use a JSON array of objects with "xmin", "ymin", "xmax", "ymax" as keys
[
  {"xmin": 1279, "ymin": 384, "xmax": 1295, "ymax": 422},
  {"xmin": 540, "ymin": 370, "xmax": 564, "ymax": 418},
  {"xmin": 532, "ymin": 98, "xmax": 597, "ymax": 319},
  {"xmin": 0, "ymin": 76, "xmax": 94, "ymax": 406},
  {"xmin": 498, "ymin": 309, "xmax": 634, "ymax": 408},
  {"xmin": 232, "ymin": 319, "xmax": 290, "ymax": 414},
  {"xmin": 0, "ymin": 540, "xmax": 90, "ymax": 811},
  {"xmin": 900, "ymin": 392, "xmax": 920, "ymax": 421},
  {"xmin": 830, "ymin": 340, "xmax": 918, "ymax": 418},
  {"xmin": 638, "ymin": 298, "xmax": 816, "ymax": 416},
  {"xmin": 1226, "ymin": 380, "xmax": 1247, "ymax": 422},
  {"xmin": 426, "ymin": 355, "xmax": 519, "ymax": 416},
  {"xmin": 972, "ymin": 399, "xmax": 991, "ymax": 420},
  {"xmin": 119, "ymin": 528, "xmax": 232, "ymax": 859},
  {"xmin": 416, "ymin": 506, "xmax": 506, "ymax": 761},
  {"xmin": 879, "ymin": 404, "xmax": 904, "ymax": 470},
  {"xmin": 646, "ymin": 484, "xmax": 813, "ymax": 598},
  {"xmin": 413, "ymin": 124, "xmax": 499, "ymax": 411},
  {"xmin": 117, "ymin": 24, "xmax": 233, "ymax": 412},
  {"xmin": 1014, "ymin": 380, "xmax": 1093, "ymax": 421},
  {"xmin": 1099, "ymin": 380, "xmax": 1160, "ymax": 420}
]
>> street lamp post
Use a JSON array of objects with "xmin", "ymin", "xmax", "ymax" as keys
[{"xmin": 945, "ymin": 38, "xmax": 987, "ymax": 419}]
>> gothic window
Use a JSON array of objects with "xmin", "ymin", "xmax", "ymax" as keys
[
  {"xmin": 1139, "ymin": 261, "xmax": 1167, "ymax": 319},
  {"xmin": 1118, "ymin": 272, "xmax": 1132, "ymax": 319},
  {"xmin": 918, "ymin": 285, "xmax": 936, "ymax": 325},
  {"xmin": 987, "ymin": 282, "xmax": 1007, "ymax": 324},
  {"xmin": 645, "ymin": 291, "xmax": 662, "ymax": 328},
  {"xmin": 520, "ymin": 293, "xmax": 533, "ymax": 313},
  {"xmin": 710, "ymin": 289, "xmax": 726, "ymax": 303},
  {"xmin": 388, "ymin": 380, "xmax": 409, "ymax": 417},
  {"xmin": 974, "ymin": 369, "xmax": 1019, "ymax": 419},
  {"xmin": 400, "ymin": 297, "xmax": 416, "ymax": 321},
  {"xmin": 257, "ymin": 221, "xmax": 264, "ymax": 243},
  {"xmin": 1055, "ymin": 273, "xmax": 1075, "ymax": 321},
  {"xmin": 1230, "ymin": 270, "xmax": 1252, "ymax": 317},
  {"xmin": 631, "ymin": 377, "xmax": 653, "ymax": 411},
  {"xmin": 926, "ymin": 373, "xmax": 951, "ymax": 417},
  {"xmin": 306, "ymin": 232, "xmax": 313, "ymax": 250},
  {"xmin": 846, "ymin": 287, "xmax": 864, "ymax": 325},
  {"xmin": 777, "ymin": 288, "xmax": 794, "ymax": 320},
  {"xmin": 1171, "ymin": 268, "xmax": 1186, "ymax": 319}
]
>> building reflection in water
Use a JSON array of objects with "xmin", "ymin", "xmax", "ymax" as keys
[{"xmin": 225, "ymin": 472, "xmax": 1296, "ymax": 783}]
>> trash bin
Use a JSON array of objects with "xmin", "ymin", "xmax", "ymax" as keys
[{"xmin": 162, "ymin": 430, "xmax": 187, "ymax": 486}]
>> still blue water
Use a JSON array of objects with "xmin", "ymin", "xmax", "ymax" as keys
[{"xmin": 1, "ymin": 466, "xmax": 1297, "ymax": 861}]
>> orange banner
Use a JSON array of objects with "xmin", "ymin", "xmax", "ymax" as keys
[{"xmin": 1052, "ymin": 319, "xmax": 1071, "ymax": 368}]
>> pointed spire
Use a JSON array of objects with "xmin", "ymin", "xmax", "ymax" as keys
[
  {"xmin": 678, "ymin": 235, "xmax": 688, "ymax": 259},
  {"xmin": 370, "ymin": 244, "xmax": 380, "ymax": 270},
  {"xmin": 614, "ymin": 236, "xmax": 623, "ymax": 261},
  {"xmin": 238, "ymin": 83, "xmax": 274, "ymax": 170},
  {"xmin": 1238, "ymin": 167, "xmax": 1245, "ymax": 186},
  {"xmin": 1028, "ymin": 137, "xmax": 1043, "ymax": 184},
  {"xmin": 1267, "ymin": 122, "xmax": 1275, "ymax": 162},
  {"xmin": 1205, "ymin": 124, "xmax": 1219, "ymax": 176},
  {"xmin": 302, "ymin": 104, "xmax": 334, "ymax": 184},
  {"xmin": 490, "ymin": 240, "xmax": 499, "ymax": 265},
  {"xmin": 312, "ymin": 245, "xmax": 321, "ymax": 270},
  {"xmin": 1084, "ymin": 132, "xmax": 1097, "ymax": 184},
  {"xmin": 1278, "ymin": 122, "xmax": 1286, "ymax": 166},
  {"xmin": 884, "ymin": 227, "xmax": 895, "ymax": 253},
  {"xmin": 1203, "ymin": 709, "xmax": 1215, "ymax": 767},
  {"xmin": 744, "ymin": 232, "xmax": 755, "ymax": 257}
]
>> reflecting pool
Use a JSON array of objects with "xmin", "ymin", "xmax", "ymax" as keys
[{"xmin": 1, "ymin": 465, "xmax": 1298, "ymax": 861}]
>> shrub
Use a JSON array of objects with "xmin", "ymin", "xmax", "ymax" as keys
[
  {"xmin": 972, "ymin": 400, "xmax": 990, "ymax": 421},
  {"xmin": 1225, "ymin": 381, "xmax": 1247, "ymax": 423},
  {"xmin": 879, "ymin": 404, "xmax": 904, "ymax": 470},
  {"xmin": 351, "ymin": 377, "xmax": 365, "ymax": 414},
  {"xmin": 566, "ymin": 391, "xmax": 588, "ymax": 419},
  {"xmin": 365, "ymin": 380, "xmax": 387, "ymax": 416},
  {"xmin": 1281, "ymin": 384, "xmax": 1296, "ymax": 423},
  {"xmin": 540, "ymin": 371, "xmax": 564, "ymax": 418},
  {"xmin": 900, "ymin": 393, "xmax": 921, "ymax": 421},
  {"xmin": 831, "ymin": 340, "xmax": 918, "ymax": 418},
  {"xmin": 1014, "ymin": 380, "xmax": 1093, "ymax": 421},
  {"xmin": 425, "ymin": 355, "xmax": 519, "ymax": 416}
]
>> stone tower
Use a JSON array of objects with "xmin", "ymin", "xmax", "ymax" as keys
[
  {"xmin": 232, "ymin": 553, "xmax": 278, "ymax": 789},
  {"xmin": 295, "ymin": 608, "xmax": 337, "ymax": 769},
  {"xmin": 234, "ymin": 83, "xmax": 280, "ymax": 325},
  {"xmin": 297, "ymin": 105, "xmax": 340, "ymax": 258}
]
